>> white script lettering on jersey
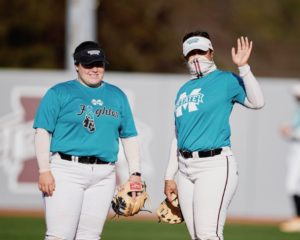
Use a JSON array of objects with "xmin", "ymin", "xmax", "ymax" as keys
[{"xmin": 175, "ymin": 88, "xmax": 204, "ymax": 117}]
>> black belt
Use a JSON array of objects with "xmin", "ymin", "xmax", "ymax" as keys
[
  {"xmin": 179, "ymin": 148, "xmax": 222, "ymax": 159},
  {"xmin": 58, "ymin": 152, "xmax": 110, "ymax": 164}
]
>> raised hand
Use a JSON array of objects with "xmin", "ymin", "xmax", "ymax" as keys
[{"xmin": 231, "ymin": 36, "xmax": 253, "ymax": 67}]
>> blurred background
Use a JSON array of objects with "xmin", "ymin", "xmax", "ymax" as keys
[
  {"xmin": 1, "ymin": 0, "xmax": 299, "ymax": 76},
  {"xmin": 0, "ymin": 0, "xmax": 300, "ymax": 238}
]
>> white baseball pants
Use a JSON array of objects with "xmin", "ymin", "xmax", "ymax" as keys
[
  {"xmin": 177, "ymin": 147, "xmax": 238, "ymax": 240},
  {"xmin": 285, "ymin": 142, "xmax": 300, "ymax": 195},
  {"xmin": 44, "ymin": 154, "xmax": 116, "ymax": 240}
]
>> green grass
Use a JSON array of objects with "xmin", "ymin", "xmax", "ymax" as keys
[
  {"xmin": 0, "ymin": 216, "xmax": 300, "ymax": 240},
  {"xmin": 224, "ymin": 224, "xmax": 300, "ymax": 240},
  {"xmin": 0, "ymin": 216, "xmax": 44, "ymax": 239}
]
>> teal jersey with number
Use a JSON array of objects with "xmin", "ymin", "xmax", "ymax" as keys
[
  {"xmin": 175, "ymin": 70, "xmax": 246, "ymax": 151},
  {"xmin": 33, "ymin": 80, "xmax": 137, "ymax": 162}
]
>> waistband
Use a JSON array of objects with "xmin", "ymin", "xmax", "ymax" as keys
[
  {"xmin": 58, "ymin": 152, "xmax": 113, "ymax": 165},
  {"xmin": 179, "ymin": 148, "xmax": 222, "ymax": 159}
]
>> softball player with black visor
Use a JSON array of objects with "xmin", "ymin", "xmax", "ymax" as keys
[
  {"xmin": 164, "ymin": 31, "xmax": 265, "ymax": 240},
  {"xmin": 33, "ymin": 41, "xmax": 141, "ymax": 240}
]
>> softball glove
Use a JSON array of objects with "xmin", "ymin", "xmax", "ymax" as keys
[
  {"xmin": 111, "ymin": 181, "xmax": 149, "ymax": 217},
  {"xmin": 157, "ymin": 193, "xmax": 184, "ymax": 224}
]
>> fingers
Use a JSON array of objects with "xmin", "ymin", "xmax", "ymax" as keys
[
  {"xmin": 164, "ymin": 180, "xmax": 178, "ymax": 202},
  {"xmin": 173, "ymin": 188, "xmax": 178, "ymax": 196},
  {"xmin": 232, "ymin": 36, "xmax": 253, "ymax": 66},
  {"xmin": 166, "ymin": 192, "xmax": 173, "ymax": 203},
  {"xmin": 38, "ymin": 171, "xmax": 55, "ymax": 197},
  {"xmin": 132, "ymin": 191, "xmax": 137, "ymax": 201},
  {"xmin": 231, "ymin": 47, "xmax": 236, "ymax": 57},
  {"xmin": 232, "ymin": 37, "xmax": 246, "ymax": 57},
  {"xmin": 164, "ymin": 185, "xmax": 172, "ymax": 201},
  {"xmin": 243, "ymin": 37, "xmax": 253, "ymax": 54},
  {"xmin": 39, "ymin": 182, "xmax": 55, "ymax": 196},
  {"xmin": 237, "ymin": 37, "xmax": 242, "ymax": 52},
  {"xmin": 248, "ymin": 40, "xmax": 253, "ymax": 54},
  {"xmin": 46, "ymin": 183, "xmax": 55, "ymax": 196},
  {"xmin": 241, "ymin": 36, "xmax": 246, "ymax": 50},
  {"xmin": 237, "ymin": 36, "xmax": 253, "ymax": 51}
]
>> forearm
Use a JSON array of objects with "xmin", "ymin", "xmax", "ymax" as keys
[
  {"xmin": 34, "ymin": 128, "xmax": 51, "ymax": 173},
  {"xmin": 121, "ymin": 136, "xmax": 141, "ymax": 175},
  {"xmin": 239, "ymin": 64, "xmax": 265, "ymax": 109},
  {"xmin": 165, "ymin": 138, "xmax": 179, "ymax": 180}
]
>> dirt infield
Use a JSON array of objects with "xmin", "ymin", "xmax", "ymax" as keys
[{"xmin": 0, "ymin": 209, "xmax": 44, "ymax": 217}]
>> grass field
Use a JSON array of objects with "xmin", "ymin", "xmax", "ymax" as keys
[{"xmin": 0, "ymin": 216, "xmax": 300, "ymax": 240}]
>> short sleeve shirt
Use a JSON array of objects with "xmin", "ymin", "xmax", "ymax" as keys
[
  {"xmin": 33, "ymin": 80, "xmax": 137, "ymax": 162},
  {"xmin": 175, "ymin": 70, "xmax": 246, "ymax": 151}
]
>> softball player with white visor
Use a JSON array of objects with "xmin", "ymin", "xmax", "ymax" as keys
[
  {"xmin": 164, "ymin": 31, "xmax": 265, "ymax": 240},
  {"xmin": 34, "ymin": 41, "xmax": 141, "ymax": 240},
  {"xmin": 279, "ymin": 85, "xmax": 300, "ymax": 232}
]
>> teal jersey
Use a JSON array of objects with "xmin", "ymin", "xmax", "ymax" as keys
[
  {"xmin": 175, "ymin": 70, "xmax": 246, "ymax": 151},
  {"xmin": 33, "ymin": 80, "xmax": 137, "ymax": 162}
]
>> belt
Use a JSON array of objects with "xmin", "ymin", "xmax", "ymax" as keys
[
  {"xmin": 179, "ymin": 148, "xmax": 222, "ymax": 159},
  {"xmin": 58, "ymin": 152, "xmax": 111, "ymax": 165}
]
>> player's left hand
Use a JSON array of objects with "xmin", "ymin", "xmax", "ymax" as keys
[
  {"xmin": 157, "ymin": 192, "xmax": 184, "ymax": 224},
  {"xmin": 231, "ymin": 36, "xmax": 253, "ymax": 67},
  {"xmin": 129, "ymin": 175, "xmax": 142, "ymax": 200}
]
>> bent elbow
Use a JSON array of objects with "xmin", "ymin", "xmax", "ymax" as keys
[
  {"xmin": 244, "ymin": 98, "xmax": 265, "ymax": 109},
  {"xmin": 252, "ymin": 100, "xmax": 265, "ymax": 109}
]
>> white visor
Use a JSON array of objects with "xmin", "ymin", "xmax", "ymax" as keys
[{"xmin": 183, "ymin": 36, "xmax": 213, "ymax": 57}]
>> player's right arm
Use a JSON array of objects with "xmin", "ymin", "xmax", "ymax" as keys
[{"xmin": 35, "ymin": 128, "xmax": 55, "ymax": 196}]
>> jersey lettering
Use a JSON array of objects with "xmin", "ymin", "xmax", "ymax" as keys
[
  {"xmin": 77, "ymin": 104, "xmax": 119, "ymax": 133},
  {"xmin": 175, "ymin": 88, "xmax": 204, "ymax": 117}
]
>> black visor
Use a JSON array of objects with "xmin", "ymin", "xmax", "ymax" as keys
[{"xmin": 73, "ymin": 48, "xmax": 107, "ymax": 65}]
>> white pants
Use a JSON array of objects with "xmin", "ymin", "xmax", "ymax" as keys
[
  {"xmin": 177, "ymin": 148, "xmax": 238, "ymax": 240},
  {"xmin": 44, "ymin": 154, "xmax": 116, "ymax": 240},
  {"xmin": 286, "ymin": 142, "xmax": 300, "ymax": 195}
]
